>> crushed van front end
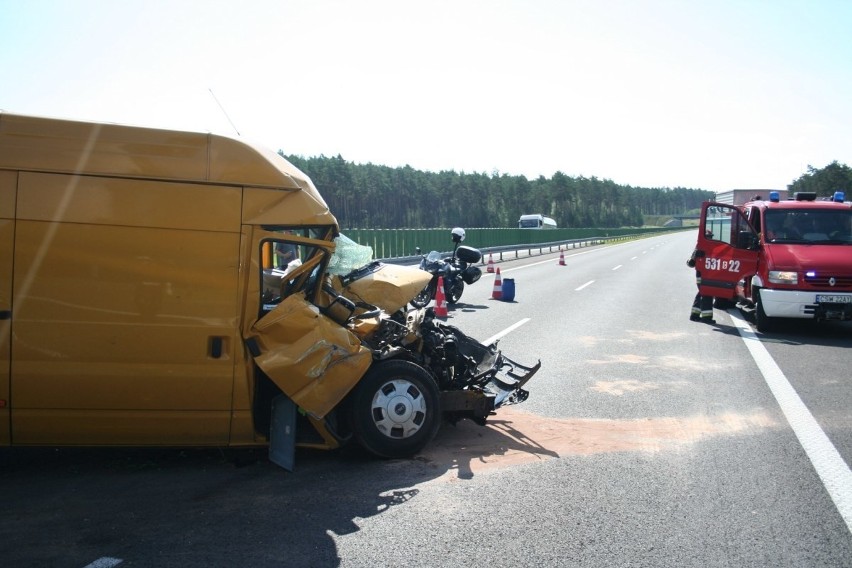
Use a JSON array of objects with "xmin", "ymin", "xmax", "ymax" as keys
[{"xmin": 358, "ymin": 306, "xmax": 541, "ymax": 425}]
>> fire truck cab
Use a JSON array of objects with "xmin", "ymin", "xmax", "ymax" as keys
[{"xmin": 697, "ymin": 191, "xmax": 852, "ymax": 332}]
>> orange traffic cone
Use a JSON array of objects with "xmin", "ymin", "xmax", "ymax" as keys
[
  {"xmin": 491, "ymin": 267, "xmax": 503, "ymax": 300},
  {"xmin": 558, "ymin": 250, "xmax": 566, "ymax": 266},
  {"xmin": 434, "ymin": 276, "xmax": 448, "ymax": 318},
  {"xmin": 486, "ymin": 254, "xmax": 495, "ymax": 273}
]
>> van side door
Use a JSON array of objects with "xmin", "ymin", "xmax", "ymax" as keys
[
  {"xmin": 11, "ymin": 173, "xmax": 240, "ymax": 445},
  {"xmin": 697, "ymin": 202, "xmax": 760, "ymax": 300},
  {"xmin": 0, "ymin": 171, "xmax": 14, "ymax": 445}
]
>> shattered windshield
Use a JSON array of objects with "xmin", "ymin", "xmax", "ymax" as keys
[{"xmin": 327, "ymin": 234, "xmax": 374, "ymax": 275}]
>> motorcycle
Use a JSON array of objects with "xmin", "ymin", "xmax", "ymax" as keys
[{"xmin": 410, "ymin": 227, "xmax": 483, "ymax": 308}]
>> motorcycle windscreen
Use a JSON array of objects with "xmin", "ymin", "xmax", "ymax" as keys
[{"xmin": 246, "ymin": 293, "xmax": 372, "ymax": 419}]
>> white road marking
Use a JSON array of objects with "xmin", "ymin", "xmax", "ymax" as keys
[
  {"xmin": 83, "ymin": 558, "xmax": 123, "ymax": 568},
  {"xmin": 728, "ymin": 309, "xmax": 852, "ymax": 534},
  {"xmin": 482, "ymin": 318, "xmax": 531, "ymax": 345},
  {"xmin": 612, "ymin": 265, "xmax": 622, "ymax": 271},
  {"xmin": 575, "ymin": 280, "xmax": 594, "ymax": 291}
]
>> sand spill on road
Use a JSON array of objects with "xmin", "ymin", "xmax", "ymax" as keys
[{"xmin": 416, "ymin": 407, "xmax": 778, "ymax": 480}]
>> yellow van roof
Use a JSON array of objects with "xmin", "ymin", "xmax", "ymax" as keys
[{"xmin": 0, "ymin": 112, "xmax": 338, "ymax": 227}]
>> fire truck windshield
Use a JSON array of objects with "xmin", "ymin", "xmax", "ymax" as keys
[{"xmin": 764, "ymin": 209, "xmax": 852, "ymax": 244}]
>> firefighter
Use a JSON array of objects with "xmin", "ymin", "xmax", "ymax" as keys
[{"xmin": 687, "ymin": 247, "xmax": 715, "ymax": 323}]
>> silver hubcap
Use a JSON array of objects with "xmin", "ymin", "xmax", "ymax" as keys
[{"xmin": 370, "ymin": 379, "xmax": 428, "ymax": 439}]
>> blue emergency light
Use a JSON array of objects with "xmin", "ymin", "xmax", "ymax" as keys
[
  {"xmin": 769, "ymin": 191, "xmax": 780, "ymax": 202},
  {"xmin": 833, "ymin": 191, "xmax": 845, "ymax": 202}
]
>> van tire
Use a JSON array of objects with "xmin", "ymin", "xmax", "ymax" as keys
[{"xmin": 349, "ymin": 360, "xmax": 440, "ymax": 459}]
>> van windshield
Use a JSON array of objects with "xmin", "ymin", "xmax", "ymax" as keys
[
  {"xmin": 764, "ymin": 209, "xmax": 852, "ymax": 244},
  {"xmin": 327, "ymin": 234, "xmax": 374, "ymax": 275}
]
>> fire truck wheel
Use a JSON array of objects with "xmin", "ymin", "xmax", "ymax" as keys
[
  {"xmin": 349, "ymin": 360, "xmax": 441, "ymax": 459},
  {"xmin": 755, "ymin": 288, "xmax": 775, "ymax": 332}
]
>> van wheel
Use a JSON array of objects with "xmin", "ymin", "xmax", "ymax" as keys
[
  {"xmin": 755, "ymin": 288, "xmax": 774, "ymax": 332},
  {"xmin": 349, "ymin": 360, "xmax": 440, "ymax": 458}
]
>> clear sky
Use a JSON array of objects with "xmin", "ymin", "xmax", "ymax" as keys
[{"xmin": 2, "ymin": 0, "xmax": 850, "ymax": 193}]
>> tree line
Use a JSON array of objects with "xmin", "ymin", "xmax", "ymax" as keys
[
  {"xmin": 281, "ymin": 153, "xmax": 848, "ymax": 230},
  {"xmin": 787, "ymin": 161, "xmax": 852, "ymax": 197}
]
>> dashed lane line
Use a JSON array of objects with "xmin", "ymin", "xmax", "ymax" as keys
[
  {"xmin": 482, "ymin": 318, "xmax": 531, "ymax": 346},
  {"xmin": 83, "ymin": 558, "xmax": 123, "ymax": 568}
]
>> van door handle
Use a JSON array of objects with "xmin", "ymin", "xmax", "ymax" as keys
[{"xmin": 209, "ymin": 336, "xmax": 225, "ymax": 359}]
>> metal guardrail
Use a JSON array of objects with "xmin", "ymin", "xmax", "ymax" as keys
[
  {"xmin": 380, "ymin": 232, "xmax": 663, "ymax": 265},
  {"xmin": 348, "ymin": 226, "xmax": 686, "ymax": 261}
]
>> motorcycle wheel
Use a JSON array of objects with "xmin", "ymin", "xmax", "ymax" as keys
[
  {"xmin": 409, "ymin": 281, "xmax": 434, "ymax": 308},
  {"xmin": 446, "ymin": 280, "xmax": 465, "ymax": 304},
  {"xmin": 348, "ymin": 360, "xmax": 441, "ymax": 459}
]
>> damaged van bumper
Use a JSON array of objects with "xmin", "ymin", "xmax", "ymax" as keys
[
  {"xmin": 440, "ymin": 353, "xmax": 541, "ymax": 424},
  {"xmin": 410, "ymin": 316, "xmax": 540, "ymax": 424}
]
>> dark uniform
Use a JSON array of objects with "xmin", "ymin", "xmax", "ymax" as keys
[{"xmin": 687, "ymin": 248, "xmax": 715, "ymax": 323}]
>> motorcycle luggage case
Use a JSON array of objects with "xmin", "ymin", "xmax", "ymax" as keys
[
  {"xmin": 462, "ymin": 265, "xmax": 482, "ymax": 284},
  {"xmin": 456, "ymin": 245, "xmax": 482, "ymax": 264}
]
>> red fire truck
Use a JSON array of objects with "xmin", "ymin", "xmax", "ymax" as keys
[{"xmin": 697, "ymin": 191, "xmax": 852, "ymax": 331}]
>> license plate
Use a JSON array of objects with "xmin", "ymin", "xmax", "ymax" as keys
[{"xmin": 816, "ymin": 294, "xmax": 852, "ymax": 304}]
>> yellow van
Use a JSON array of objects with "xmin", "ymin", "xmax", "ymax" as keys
[{"xmin": 0, "ymin": 113, "xmax": 538, "ymax": 469}]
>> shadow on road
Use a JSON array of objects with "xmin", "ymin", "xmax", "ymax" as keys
[
  {"xmin": 0, "ymin": 414, "xmax": 556, "ymax": 567},
  {"xmin": 723, "ymin": 309, "xmax": 852, "ymax": 347}
]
